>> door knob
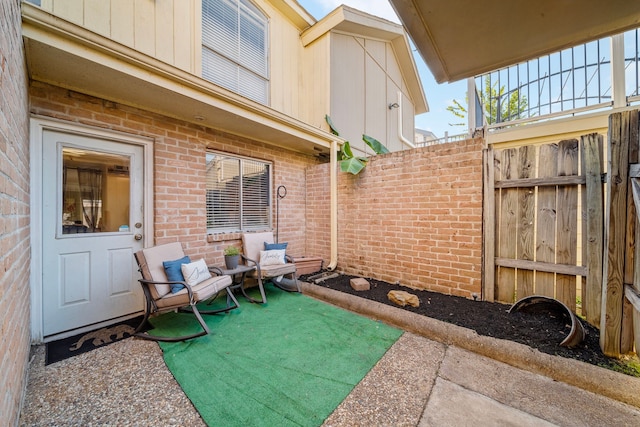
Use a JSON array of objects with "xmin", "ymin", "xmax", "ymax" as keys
[{"xmin": 134, "ymin": 234, "xmax": 143, "ymax": 241}]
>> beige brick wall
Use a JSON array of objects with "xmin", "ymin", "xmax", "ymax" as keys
[
  {"xmin": 29, "ymin": 83, "xmax": 320, "ymax": 265},
  {"xmin": 306, "ymin": 138, "xmax": 484, "ymax": 298},
  {"xmin": 1, "ymin": 0, "xmax": 32, "ymax": 423}
]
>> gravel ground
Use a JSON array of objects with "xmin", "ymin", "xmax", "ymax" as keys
[{"xmin": 19, "ymin": 338, "xmax": 206, "ymax": 426}]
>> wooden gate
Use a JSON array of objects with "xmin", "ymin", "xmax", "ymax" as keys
[
  {"xmin": 483, "ymin": 110, "xmax": 640, "ymax": 357},
  {"xmin": 482, "ymin": 134, "xmax": 605, "ymax": 328}
]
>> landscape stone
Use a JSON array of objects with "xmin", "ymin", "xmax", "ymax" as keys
[
  {"xmin": 388, "ymin": 290, "xmax": 420, "ymax": 307},
  {"xmin": 350, "ymin": 277, "xmax": 370, "ymax": 291}
]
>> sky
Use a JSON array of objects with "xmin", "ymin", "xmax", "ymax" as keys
[{"xmin": 296, "ymin": 0, "xmax": 468, "ymax": 139}]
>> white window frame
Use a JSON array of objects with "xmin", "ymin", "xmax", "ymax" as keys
[
  {"xmin": 201, "ymin": 0, "xmax": 270, "ymax": 104},
  {"xmin": 206, "ymin": 151, "xmax": 272, "ymax": 233}
]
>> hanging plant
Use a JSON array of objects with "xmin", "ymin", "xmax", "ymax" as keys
[{"xmin": 325, "ymin": 115, "xmax": 389, "ymax": 175}]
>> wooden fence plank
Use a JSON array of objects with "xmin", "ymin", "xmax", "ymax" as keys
[
  {"xmin": 497, "ymin": 148, "xmax": 518, "ymax": 303},
  {"xmin": 482, "ymin": 148, "xmax": 496, "ymax": 302},
  {"xmin": 536, "ymin": 143, "xmax": 558, "ymax": 297},
  {"xmin": 556, "ymin": 139, "xmax": 579, "ymax": 311},
  {"xmin": 622, "ymin": 111, "xmax": 640, "ymax": 354},
  {"xmin": 582, "ymin": 133, "xmax": 604, "ymax": 327},
  {"xmin": 517, "ymin": 146, "xmax": 536, "ymax": 300},
  {"xmin": 495, "ymin": 258, "xmax": 587, "ymax": 275},
  {"xmin": 495, "ymin": 175, "xmax": 585, "ymax": 188},
  {"xmin": 601, "ymin": 111, "xmax": 630, "ymax": 357}
]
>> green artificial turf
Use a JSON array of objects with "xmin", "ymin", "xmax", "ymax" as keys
[{"xmin": 151, "ymin": 284, "xmax": 402, "ymax": 426}]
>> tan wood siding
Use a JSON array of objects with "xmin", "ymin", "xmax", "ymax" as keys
[
  {"xmin": 40, "ymin": 0, "xmax": 195, "ymax": 72},
  {"xmin": 330, "ymin": 34, "xmax": 366, "ymax": 151}
]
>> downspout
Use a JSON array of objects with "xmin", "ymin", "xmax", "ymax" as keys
[
  {"xmin": 396, "ymin": 91, "xmax": 416, "ymax": 149},
  {"xmin": 327, "ymin": 139, "xmax": 338, "ymax": 270}
]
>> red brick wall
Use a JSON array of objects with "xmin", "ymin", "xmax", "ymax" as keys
[
  {"xmin": 306, "ymin": 138, "xmax": 484, "ymax": 298},
  {"xmin": 1, "ymin": 0, "xmax": 32, "ymax": 423},
  {"xmin": 29, "ymin": 82, "xmax": 320, "ymax": 265}
]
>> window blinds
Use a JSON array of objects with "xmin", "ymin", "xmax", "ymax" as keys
[
  {"xmin": 202, "ymin": 0, "xmax": 269, "ymax": 104},
  {"xmin": 206, "ymin": 153, "xmax": 271, "ymax": 232}
]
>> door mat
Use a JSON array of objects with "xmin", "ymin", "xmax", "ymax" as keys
[{"xmin": 45, "ymin": 316, "xmax": 147, "ymax": 365}]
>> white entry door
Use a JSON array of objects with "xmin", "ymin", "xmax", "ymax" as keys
[{"xmin": 41, "ymin": 129, "xmax": 145, "ymax": 337}]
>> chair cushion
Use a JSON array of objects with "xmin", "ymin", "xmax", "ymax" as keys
[
  {"xmin": 140, "ymin": 242, "xmax": 186, "ymax": 298},
  {"xmin": 254, "ymin": 263, "xmax": 296, "ymax": 278},
  {"xmin": 259, "ymin": 249, "xmax": 286, "ymax": 266},
  {"xmin": 242, "ymin": 232, "xmax": 274, "ymax": 263},
  {"xmin": 163, "ymin": 256, "xmax": 191, "ymax": 293},
  {"xmin": 181, "ymin": 259, "xmax": 212, "ymax": 287},
  {"xmin": 155, "ymin": 275, "xmax": 233, "ymax": 309}
]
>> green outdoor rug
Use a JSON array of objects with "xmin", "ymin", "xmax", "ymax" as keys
[{"xmin": 150, "ymin": 284, "xmax": 402, "ymax": 426}]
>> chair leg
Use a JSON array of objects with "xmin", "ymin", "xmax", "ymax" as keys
[
  {"xmin": 197, "ymin": 287, "xmax": 240, "ymax": 314},
  {"xmin": 272, "ymin": 273, "xmax": 300, "ymax": 293},
  {"xmin": 256, "ymin": 277, "xmax": 267, "ymax": 304},
  {"xmin": 134, "ymin": 303, "xmax": 210, "ymax": 342}
]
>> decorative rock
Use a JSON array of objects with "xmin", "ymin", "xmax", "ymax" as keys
[
  {"xmin": 350, "ymin": 277, "xmax": 370, "ymax": 291},
  {"xmin": 387, "ymin": 290, "xmax": 420, "ymax": 307}
]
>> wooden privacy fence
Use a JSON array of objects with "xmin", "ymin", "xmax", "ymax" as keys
[
  {"xmin": 483, "ymin": 109, "xmax": 640, "ymax": 357},
  {"xmin": 483, "ymin": 135, "xmax": 605, "ymax": 329}
]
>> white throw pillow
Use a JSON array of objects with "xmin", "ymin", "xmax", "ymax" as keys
[
  {"xmin": 181, "ymin": 259, "xmax": 212, "ymax": 287},
  {"xmin": 259, "ymin": 249, "xmax": 286, "ymax": 266}
]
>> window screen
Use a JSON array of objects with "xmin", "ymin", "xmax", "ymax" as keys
[
  {"xmin": 202, "ymin": 0, "xmax": 269, "ymax": 104},
  {"xmin": 206, "ymin": 152, "xmax": 271, "ymax": 232}
]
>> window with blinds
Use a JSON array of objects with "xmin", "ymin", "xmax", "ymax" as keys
[
  {"xmin": 202, "ymin": 0, "xmax": 269, "ymax": 104},
  {"xmin": 206, "ymin": 152, "xmax": 271, "ymax": 232}
]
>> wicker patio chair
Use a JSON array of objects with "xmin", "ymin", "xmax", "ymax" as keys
[
  {"xmin": 134, "ymin": 242, "xmax": 239, "ymax": 342},
  {"xmin": 241, "ymin": 231, "xmax": 300, "ymax": 304}
]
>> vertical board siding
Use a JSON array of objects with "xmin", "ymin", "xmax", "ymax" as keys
[
  {"xmin": 516, "ymin": 146, "xmax": 535, "ymax": 300},
  {"xmin": 496, "ymin": 148, "xmax": 518, "ymax": 302},
  {"xmin": 556, "ymin": 139, "xmax": 579, "ymax": 311},
  {"xmin": 490, "ymin": 137, "xmax": 604, "ymax": 321},
  {"xmin": 45, "ymin": 0, "xmax": 194, "ymax": 72},
  {"xmin": 601, "ymin": 112, "xmax": 629, "ymax": 356},
  {"xmin": 535, "ymin": 143, "xmax": 558, "ymax": 297},
  {"xmin": 582, "ymin": 133, "xmax": 604, "ymax": 327}
]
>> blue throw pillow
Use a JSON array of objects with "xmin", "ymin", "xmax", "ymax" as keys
[
  {"xmin": 265, "ymin": 242, "xmax": 288, "ymax": 250},
  {"xmin": 265, "ymin": 242, "xmax": 288, "ymax": 263},
  {"xmin": 163, "ymin": 255, "xmax": 191, "ymax": 293}
]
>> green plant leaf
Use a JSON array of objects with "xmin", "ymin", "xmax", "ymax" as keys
[
  {"xmin": 340, "ymin": 157, "xmax": 366, "ymax": 175},
  {"xmin": 340, "ymin": 140, "xmax": 354, "ymax": 160},
  {"xmin": 362, "ymin": 134, "xmax": 390, "ymax": 154},
  {"xmin": 325, "ymin": 114, "xmax": 340, "ymax": 136}
]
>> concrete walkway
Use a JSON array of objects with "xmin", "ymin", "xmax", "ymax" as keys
[{"xmin": 324, "ymin": 333, "xmax": 640, "ymax": 426}]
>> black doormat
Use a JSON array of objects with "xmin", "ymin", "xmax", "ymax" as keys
[{"xmin": 45, "ymin": 316, "xmax": 148, "ymax": 365}]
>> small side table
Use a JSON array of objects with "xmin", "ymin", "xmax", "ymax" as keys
[{"xmin": 218, "ymin": 265, "xmax": 262, "ymax": 303}]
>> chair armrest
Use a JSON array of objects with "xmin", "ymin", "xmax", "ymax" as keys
[
  {"xmin": 240, "ymin": 254, "xmax": 261, "ymax": 275},
  {"xmin": 241, "ymin": 254, "xmax": 258, "ymax": 266},
  {"xmin": 208, "ymin": 266, "xmax": 224, "ymax": 276},
  {"xmin": 138, "ymin": 278, "xmax": 195, "ymax": 301}
]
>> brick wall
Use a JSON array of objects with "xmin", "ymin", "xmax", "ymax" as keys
[
  {"xmin": 306, "ymin": 138, "xmax": 484, "ymax": 298},
  {"xmin": 29, "ymin": 83, "xmax": 320, "ymax": 264},
  {"xmin": 1, "ymin": 0, "xmax": 32, "ymax": 424}
]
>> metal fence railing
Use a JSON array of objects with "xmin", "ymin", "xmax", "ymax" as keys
[{"xmin": 475, "ymin": 28, "xmax": 640, "ymax": 128}]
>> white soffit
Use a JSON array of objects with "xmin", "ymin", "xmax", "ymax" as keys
[{"xmin": 389, "ymin": 0, "xmax": 640, "ymax": 83}]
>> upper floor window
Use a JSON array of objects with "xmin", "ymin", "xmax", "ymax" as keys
[
  {"xmin": 202, "ymin": 0, "xmax": 269, "ymax": 104},
  {"xmin": 206, "ymin": 152, "xmax": 271, "ymax": 233}
]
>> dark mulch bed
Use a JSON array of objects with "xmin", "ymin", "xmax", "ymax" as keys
[{"xmin": 301, "ymin": 272, "xmax": 639, "ymax": 375}]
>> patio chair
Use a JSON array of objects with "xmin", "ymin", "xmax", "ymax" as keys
[
  {"xmin": 133, "ymin": 242, "xmax": 239, "ymax": 342},
  {"xmin": 241, "ymin": 231, "xmax": 300, "ymax": 304}
]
